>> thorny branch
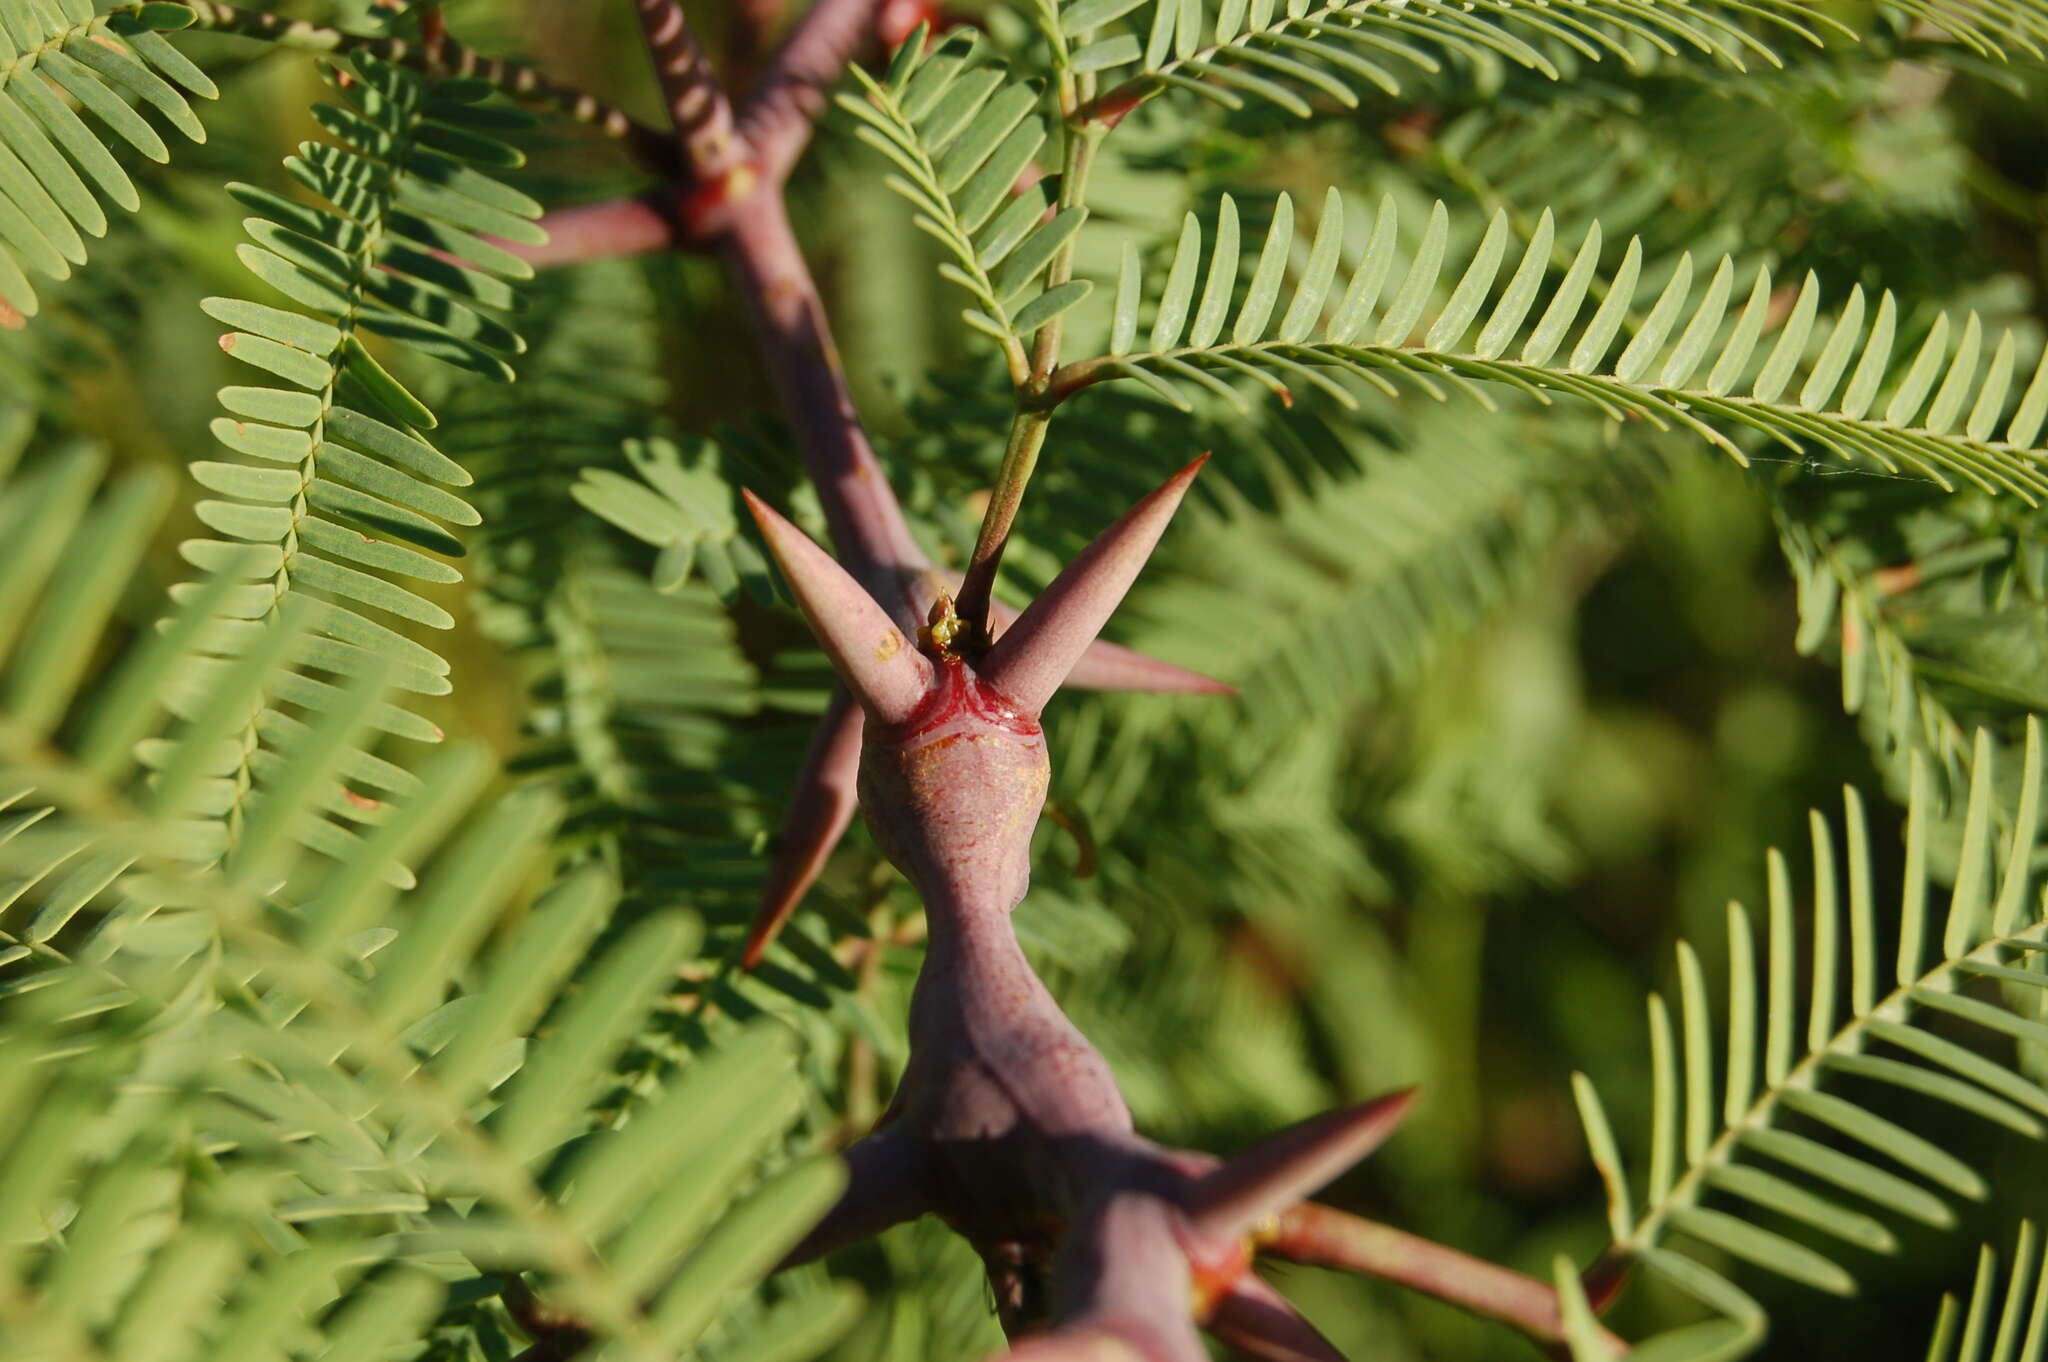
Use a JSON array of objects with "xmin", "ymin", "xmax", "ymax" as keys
[
  {"xmin": 634, "ymin": 0, "xmax": 926, "ymax": 597},
  {"xmin": 507, "ymin": 195, "xmax": 679, "ymax": 268},
  {"xmin": 214, "ymin": 0, "xmax": 1627, "ymax": 1354}
]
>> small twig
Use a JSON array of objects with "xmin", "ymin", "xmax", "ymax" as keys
[
  {"xmin": 955, "ymin": 408, "xmax": 1051, "ymax": 630},
  {"xmin": 633, "ymin": 0, "xmax": 745, "ymax": 183},
  {"xmin": 739, "ymin": 0, "xmax": 883, "ymax": 184},
  {"xmin": 1038, "ymin": 353, "xmax": 1115, "ymax": 406},
  {"xmin": 1069, "ymin": 75, "xmax": 1161, "ymax": 128},
  {"xmin": 167, "ymin": 2, "xmax": 672, "ymax": 167},
  {"xmin": 955, "ymin": 119, "xmax": 1105, "ymax": 628}
]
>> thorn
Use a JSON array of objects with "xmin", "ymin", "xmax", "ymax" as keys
[
  {"xmin": 778, "ymin": 1125, "xmax": 934, "ymax": 1270},
  {"xmin": 1204, "ymin": 1274, "xmax": 1350, "ymax": 1362},
  {"xmin": 740, "ymin": 688, "xmax": 863, "ymax": 970},
  {"xmin": 1186, "ymin": 1088, "xmax": 1417, "ymax": 1244},
  {"xmin": 985, "ymin": 601, "xmax": 1232, "ymax": 696},
  {"xmin": 1262, "ymin": 1202, "xmax": 1629, "ymax": 1353},
  {"xmin": 743, "ymin": 489, "xmax": 933, "ymax": 725},
  {"xmin": 980, "ymin": 456, "xmax": 1209, "ymax": 716},
  {"xmin": 1062, "ymin": 636, "xmax": 1235, "ymax": 696}
]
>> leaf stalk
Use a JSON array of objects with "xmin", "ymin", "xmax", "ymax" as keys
[{"xmin": 956, "ymin": 407, "xmax": 1053, "ymax": 631}]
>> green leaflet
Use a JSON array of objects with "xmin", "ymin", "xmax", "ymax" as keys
[
  {"xmin": 176, "ymin": 51, "xmax": 543, "ymax": 878},
  {"xmin": 0, "ymin": 721, "xmax": 799, "ymax": 1362},
  {"xmin": 1050, "ymin": 0, "xmax": 2043, "ymax": 117},
  {"xmin": 843, "ymin": 33, "xmax": 1094, "ymax": 370},
  {"xmin": 1922, "ymin": 1224, "xmax": 2047, "ymax": 1362},
  {"xmin": 571, "ymin": 435, "xmax": 771, "ymax": 603},
  {"xmin": 0, "ymin": 6, "xmax": 213, "ymax": 317},
  {"xmin": 1084, "ymin": 194, "xmax": 2048, "ymax": 501},
  {"xmin": 1574, "ymin": 722, "xmax": 2048, "ymax": 1345}
]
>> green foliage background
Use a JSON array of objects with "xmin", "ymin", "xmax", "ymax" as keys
[{"xmin": 5, "ymin": 1, "xmax": 2048, "ymax": 1359}]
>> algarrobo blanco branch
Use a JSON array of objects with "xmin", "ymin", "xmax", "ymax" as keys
[
  {"xmin": 743, "ymin": 460, "xmax": 1625, "ymax": 1356},
  {"xmin": 479, "ymin": 1, "xmax": 1631, "ymax": 1354}
]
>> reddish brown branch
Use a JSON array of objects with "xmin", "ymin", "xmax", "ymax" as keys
[
  {"xmin": 739, "ymin": 0, "xmax": 885, "ymax": 184},
  {"xmin": 518, "ymin": 196, "xmax": 680, "ymax": 268},
  {"xmin": 519, "ymin": 17, "xmax": 1601, "ymax": 1362},
  {"xmin": 626, "ymin": 0, "xmax": 921, "ymax": 601},
  {"xmin": 718, "ymin": 196, "xmax": 928, "ymax": 603},
  {"xmin": 179, "ymin": 1, "xmax": 676, "ymax": 171},
  {"xmin": 725, "ymin": 0, "xmax": 788, "ymax": 82}
]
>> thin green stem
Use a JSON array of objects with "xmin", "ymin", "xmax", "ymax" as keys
[
  {"xmin": 955, "ymin": 407, "xmax": 1052, "ymax": 630},
  {"xmin": 955, "ymin": 118, "xmax": 1104, "ymax": 629},
  {"xmin": 1027, "ymin": 122, "xmax": 1104, "ymax": 385}
]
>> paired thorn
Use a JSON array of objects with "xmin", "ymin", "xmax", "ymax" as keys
[
  {"xmin": 742, "ymin": 489, "xmax": 933, "ymax": 724},
  {"xmin": 980, "ymin": 455, "xmax": 1209, "ymax": 716},
  {"xmin": 1204, "ymin": 1274, "xmax": 1349, "ymax": 1362},
  {"xmin": 1056, "ymin": 632, "xmax": 1236, "ymax": 696},
  {"xmin": 1185, "ymin": 1087, "xmax": 1418, "ymax": 1245},
  {"xmin": 739, "ymin": 687, "xmax": 863, "ymax": 970},
  {"xmin": 735, "ymin": 461, "xmax": 1224, "ymax": 967},
  {"xmin": 747, "ymin": 458, "xmax": 1208, "ymax": 724}
]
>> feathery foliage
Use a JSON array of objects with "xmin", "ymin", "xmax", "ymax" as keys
[
  {"xmin": 1775, "ymin": 484, "xmax": 2048, "ymax": 815},
  {"xmin": 1573, "ymin": 720, "xmax": 2048, "ymax": 1357},
  {"xmin": 574, "ymin": 433, "xmax": 773, "ymax": 600},
  {"xmin": 7, "ymin": 1, "xmax": 2048, "ymax": 1359},
  {"xmin": 1128, "ymin": 401, "xmax": 1661, "ymax": 716},
  {"xmin": 836, "ymin": 30, "xmax": 1091, "ymax": 380},
  {"xmin": 1923, "ymin": 1224, "xmax": 2048, "ymax": 1362},
  {"xmin": 0, "ymin": 0, "xmax": 214, "ymax": 323},
  {"xmin": 0, "ymin": 420, "xmax": 856, "ymax": 1362},
  {"xmin": 1074, "ymin": 188, "xmax": 2048, "ymax": 498},
  {"xmin": 179, "ymin": 50, "xmax": 540, "ymax": 880},
  {"xmin": 1044, "ymin": 0, "xmax": 2048, "ymax": 114}
]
